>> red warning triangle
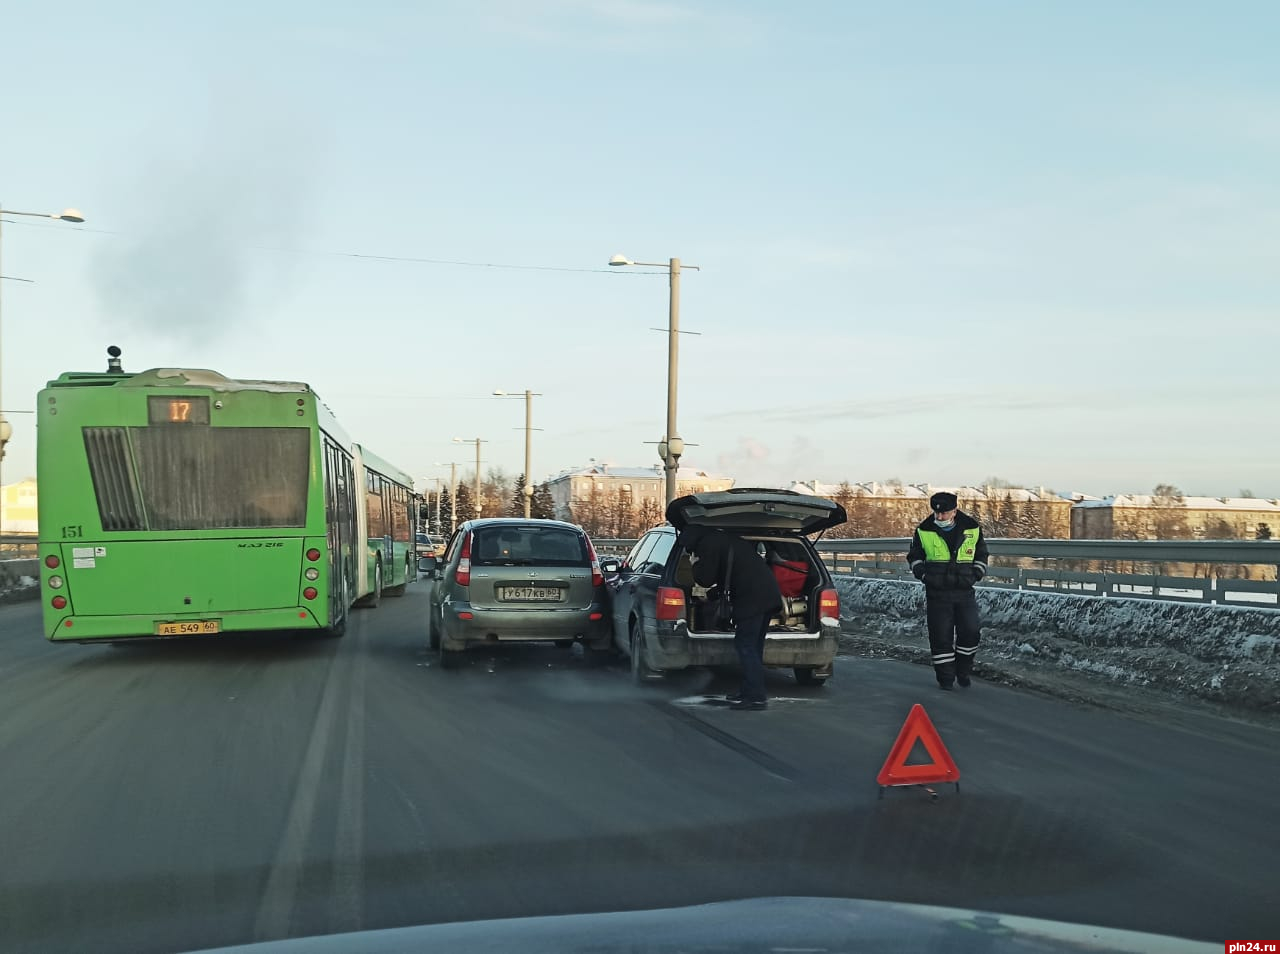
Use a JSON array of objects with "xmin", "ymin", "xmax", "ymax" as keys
[{"xmin": 876, "ymin": 704, "xmax": 960, "ymax": 787}]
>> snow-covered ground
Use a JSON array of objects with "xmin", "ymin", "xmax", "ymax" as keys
[{"xmin": 834, "ymin": 577, "xmax": 1280, "ymax": 714}]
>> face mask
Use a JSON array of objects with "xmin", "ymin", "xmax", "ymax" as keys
[{"xmin": 934, "ymin": 517, "xmax": 955, "ymax": 530}]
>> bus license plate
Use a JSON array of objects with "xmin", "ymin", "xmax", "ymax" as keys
[
  {"xmin": 499, "ymin": 587, "xmax": 562, "ymax": 602},
  {"xmin": 156, "ymin": 621, "xmax": 221, "ymax": 636}
]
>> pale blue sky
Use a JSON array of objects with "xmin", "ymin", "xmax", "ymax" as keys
[{"xmin": 2, "ymin": 0, "xmax": 1276, "ymax": 498}]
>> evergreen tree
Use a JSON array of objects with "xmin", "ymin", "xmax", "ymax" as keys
[
  {"xmin": 531, "ymin": 481, "xmax": 557, "ymax": 520},
  {"xmin": 438, "ymin": 488, "xmax": 455, "ymax": 535},
  {"xmin": 454, "ymin": 484, "xmax": 475, "ymax": 523},
  {"xmin": 510, "ymin": 473, "xmax": 528, "ymax": 516}
]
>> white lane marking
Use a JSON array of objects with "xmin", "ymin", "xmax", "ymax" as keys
[{"xmin": 252, "ymin": 636, "xmax": 346, "ymax": 940}]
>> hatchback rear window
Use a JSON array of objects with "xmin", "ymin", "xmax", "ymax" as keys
[{"xmin": 471, "ymin": 525, "xmax": 589, "ymax": 567}]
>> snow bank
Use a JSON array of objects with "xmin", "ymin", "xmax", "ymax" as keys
[{"xmin": 835, "ymin": 577, "xmax": 1280, "ymax": 712}]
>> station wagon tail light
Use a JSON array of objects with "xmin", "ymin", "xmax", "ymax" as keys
[
  {"xmin": 819, "ymin": 588, "xmax": 840, "ymax": 618},
  {"xmin": 655, "ymin": 586, "xmax": 686, "ymax": 621},
  {"xmin": 586, "ymin": 537, "xmax": 603, "ymax": 588},
  {"xmin": 306, "ymin": 548, "xmax": 321, "ymax": 562},
  {"xmin": 45, "ymin": 555, "xmax": 61, "ymax": 569},
  {"xmin": 455, "ymin": 532, "xmax": 472, "ymax": 586}
]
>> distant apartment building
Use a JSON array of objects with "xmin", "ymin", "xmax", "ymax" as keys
[
  {"xmin": 1072, "ymin": 495, "xmax": 1280, "ymax": 540},
  {"xmin": 0, "ymin": 478, "xmax": 38, "ymax": 534},
  {"xmin": 788, "ymin": 481, "xmax": 1073, "ymax": 539},
  {"xmin": 546, "ymin": 464, "xmax": 734, "ymax": 535}
]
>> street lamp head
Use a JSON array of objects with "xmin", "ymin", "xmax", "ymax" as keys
[
  {"xmin": 657, "ymin": 441, "xmax": 668, "ymax": 461},
  {"xmin": 668, "ymin": 437, "xmax": 685, "ymax": 459},
  {"xmin": 608, "ymin": 254, "xmax": 633, "ymax": 267},
  {"xmin": 0, "ymin": 417, "xmax": 13, "ymax": 444},
  {"xmin": 54, "ymin": 208, "xmax": 85, "ymax": 223}
]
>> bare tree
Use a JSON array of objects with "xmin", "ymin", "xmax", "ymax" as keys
[{"xmin": 1151, "ymin": 484, "xmax": 1190, "ymax": 539}]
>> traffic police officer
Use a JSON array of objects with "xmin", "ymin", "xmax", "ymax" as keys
[{"xmin": 907, "ymin": 491, "xmax": 989, "ymax": 689}]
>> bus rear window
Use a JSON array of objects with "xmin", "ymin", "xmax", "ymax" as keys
[{"xmin": 85, "ymin": 426, "xmax": 311, "ymax": 530}]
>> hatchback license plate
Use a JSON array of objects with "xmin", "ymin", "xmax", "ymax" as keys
[
  {"xmin": 156, "ymin": 620, "xmax": 221, "ymax": 636},
  {"xmin": 499, "ymin": 586, "xmax": 563, "ymax": 602}
]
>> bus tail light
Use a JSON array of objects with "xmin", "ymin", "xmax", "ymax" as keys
[
  {"xmin": 303, "ymin": 587, "xmax": 318, "ymax": 600},
  {"xmin": 819, "ymin": 588, "xmax": 840, "ymax": 619},
  {"xmin": 655, "ymin": 586, "xmax": 685, "ymax": 621},
  {"xmin": 304, "ymin": 568, "xmax": 319, "ymax": 581},
  {"xmin": 455, "ymin": 532, "xmax": 473, "ymax": 586},
  {"xmin": 45, "ymin": 555, "xmax": 61, "ymax": 569},
  {"xmin": 52, "ymin": 596, "xmax": 68, "ymax": 610},
  {"xmin": 306, "ymin": 548, "xmax": 321, "ymax": 562}
]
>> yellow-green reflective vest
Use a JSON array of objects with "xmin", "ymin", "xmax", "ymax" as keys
[{"xmin": 918, "ymin": 527, "xmax": 980, "ymax": 563}]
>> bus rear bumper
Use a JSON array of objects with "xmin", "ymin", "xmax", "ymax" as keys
[{"xmin": 46, "ymin": 608, "xmax": 325, "ymax": 642}]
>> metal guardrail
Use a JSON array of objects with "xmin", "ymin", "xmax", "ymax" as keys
[
  {"xmin": 814, "ymin": 538, "xmax": 1280, "ymax": 608},
  {"xmin": 816, "ymin": 537, "xmax": 1280, "ymax": 564},
  {"xmin": 0, "ymin": 534, "xmax": 37, "ymax": 559},
  {"xmin": 589, "ymin": 536, "xmax": 1280, "ymax": 608}
]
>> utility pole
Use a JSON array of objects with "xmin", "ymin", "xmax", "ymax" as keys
[
  {"xmin": 453, "ymin": 438, "xmax": 487, "ymax": 520},
  {"xmin": 495, "ymin": 389, "xmax": 542, "ymax": 518}
]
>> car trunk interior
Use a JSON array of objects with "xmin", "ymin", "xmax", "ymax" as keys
[{"xmin": 677, "ymin": 535, "xmax": 824, "ymax": 634}]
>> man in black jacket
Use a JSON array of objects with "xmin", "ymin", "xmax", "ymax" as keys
[
  {"xmin": 680, "ymin": 526, "xmax": 782, "ymax": 711},
  {"xmin": 906, "ymin": 491, "xmax": 989, "ymax": 690}
]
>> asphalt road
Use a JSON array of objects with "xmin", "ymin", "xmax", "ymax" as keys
[{"xmin": 1, "ymin": 587, "xmax": 1276, "ymax": 953}]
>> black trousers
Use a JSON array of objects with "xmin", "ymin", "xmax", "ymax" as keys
[
  {"xmin": 734, "ymin": 612, "xmax": 770, "ymax": 703},
  {"xmin": 925, "ymin": 590, "xmax": 981, "ymax": 684}
]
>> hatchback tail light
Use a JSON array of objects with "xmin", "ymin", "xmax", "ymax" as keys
[
  {"xmin": 655, "ymin": 586, "xmax": 686, "ymax": 621},
  {"xmin": 455, "ymin": 532, "xmax": 472, "ymax": 586},
  {"xmin": 586, "ymin": 537, "xmax": 604, "ymax": 588},
  {"xmin": 819, "ymin": 588, "xmax": 840, "ymax": 619}
]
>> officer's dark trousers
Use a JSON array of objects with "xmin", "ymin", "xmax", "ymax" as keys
[{"xmin": 925, "ymin": 590, "xmax": 981, "ymax": 685}]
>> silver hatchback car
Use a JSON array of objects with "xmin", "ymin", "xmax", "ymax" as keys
[{"xmin": 424, "ymin": 518, "xmax": 612, "ymax": 668}]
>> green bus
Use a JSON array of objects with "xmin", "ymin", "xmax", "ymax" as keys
[{"xmin": 36, "ymin": 353, "xmax": 420, "ymax": 642}]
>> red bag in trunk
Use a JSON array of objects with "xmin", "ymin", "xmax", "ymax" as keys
[{"xmin": 772, "ymin": 559, "xmax": 808, "ymax": 597}]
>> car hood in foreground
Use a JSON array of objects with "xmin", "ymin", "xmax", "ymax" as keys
[{"xmin": 188, "ymin": 896, "xmax": 1215, "ymax": 953}]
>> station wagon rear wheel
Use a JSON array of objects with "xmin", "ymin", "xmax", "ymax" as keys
[
  {"xmin": 794, "ymin": 666, "xmax": 826, "ymax": 687},
  {"xmin": 630, "ymin": 618, "xmax": 662, "ymax": 684}
]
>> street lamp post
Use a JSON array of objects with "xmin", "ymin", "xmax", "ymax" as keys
[
  {"xmin": 453, "ymin": 438, "xmax": 487, "ymax": 519},
  {"xmin": 0, "ymin": 203, "xmax": 85, "ymax": 534},
  {"xmin": 432, "ymin": 462, "xmax": 459, "ymax": 533},
  {"xmin": 494, "ymin": 389, "xmax": 542, "ymax": 518},
  {"xmin": 608, "ymin": 254, "xmax": 699, "ymax": 505}
]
